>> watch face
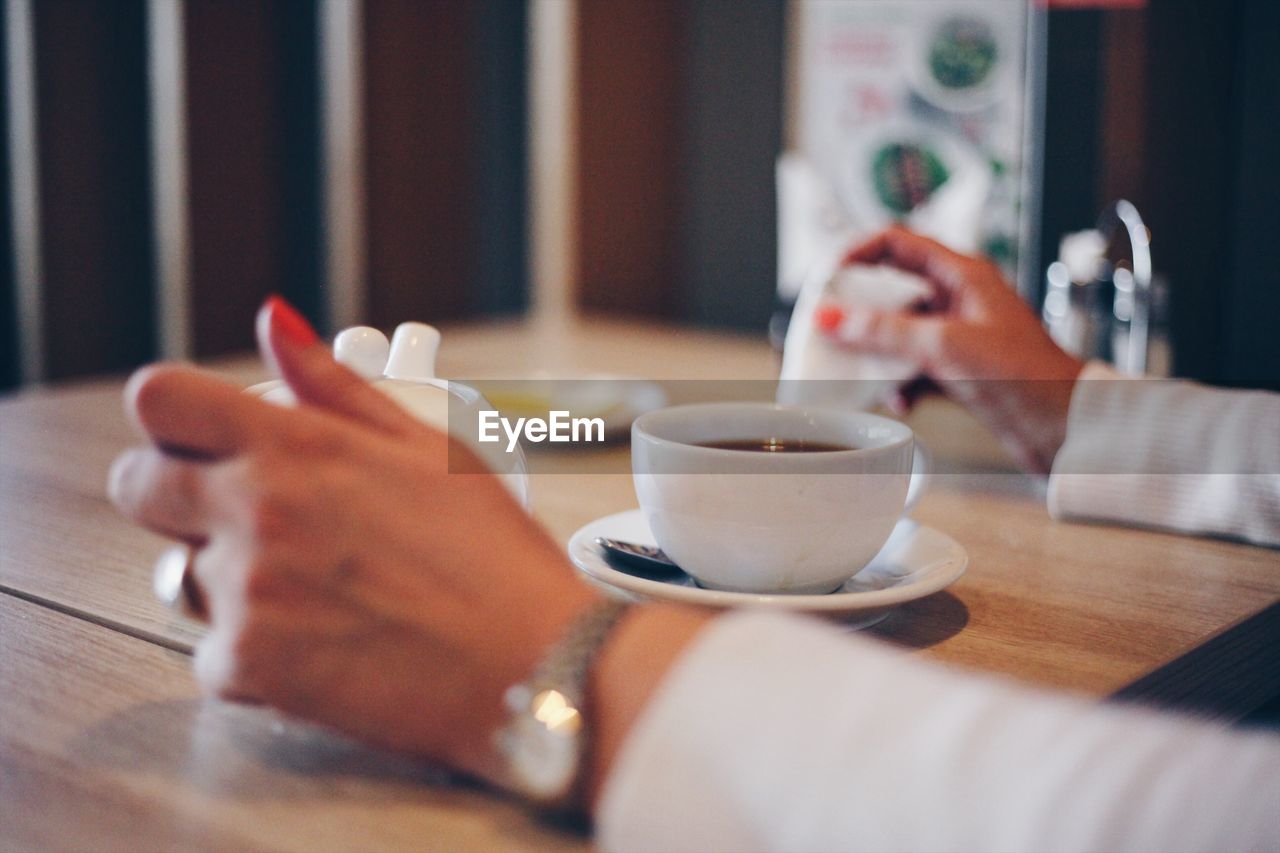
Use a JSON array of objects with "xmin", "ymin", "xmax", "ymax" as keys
[{"xmin": 505, "ymin": 689, "xmax": 583, "ymax": 800}]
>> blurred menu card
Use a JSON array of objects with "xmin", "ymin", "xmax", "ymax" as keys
[{"xmin": 781, "ymin": 0, "xmax": 1044, "ymax": 299}]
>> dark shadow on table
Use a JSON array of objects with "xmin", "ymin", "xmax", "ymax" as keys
[{"xmin": 868, "ymin": 591, "xmax": 969, "ymax": 649}]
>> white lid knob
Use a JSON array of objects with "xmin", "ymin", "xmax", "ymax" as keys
[
  {"xmin": 332, "ymin": 326, "xmax": 391, "ymax": 380},
  {"xmin": 384, "ymin": 322, "xmax": 441, "ymax": 382}
]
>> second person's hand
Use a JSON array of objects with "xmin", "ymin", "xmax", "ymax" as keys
[{"xmin": 816, "ymin": 227, "xmax": 1085, "ymax": 474}]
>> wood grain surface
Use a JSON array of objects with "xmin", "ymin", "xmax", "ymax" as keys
[
  {"xmin": 2, "ymin": 317, "xmax": 1277, "ymax": 850},
  {"xmin": 0, "ymin": 594, "xmax": 585, "ymax": 852}
]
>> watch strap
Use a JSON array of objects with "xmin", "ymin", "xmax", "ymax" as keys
[{"xmin": 498, "ymin": 597, "xmax": 634, "ymax": 811}]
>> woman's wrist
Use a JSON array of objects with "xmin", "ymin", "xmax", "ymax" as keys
[
  {"xmin": 965, "ymin": 347, "xmax": 1084, "ymax": 475},
  {"xmin": 1021, "ymin": 350, "xmax": 1086, "ymax": 473},
  {"xmin": 456, "ymin": 594, "xmax": 713, "ymax": 815},
  {"xmin": 444, "ymin": 561, "xmax": 602, "ymax": 787}
]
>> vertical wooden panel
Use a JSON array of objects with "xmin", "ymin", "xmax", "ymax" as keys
[
  {"xmin": 575, "ymin": 0, "xmax": 682, "ymax": 318},
  {"xmin": 363, "ymin": 0, "xmax": 473, "ymax": 328},
  {"xmin": 362, "ymin": 0, "xmax": 528, "ymax": 329},
  {"xmin": 1221, "ymin": 0, "xmax": 1280, "ymax": 390},
  {"xmin": 679, "ymin": 0, "xmax": 784, "ymax": 330},
  {"xmin": 1038, "ymin": 10, "xmax": 1103, "ymax": 280},
  {"xmin": 184, "ymin": 0, "xmax": 281, "ymax": 355},
  {"xmin": 276, "ymin": 1, "xmax": 323, "ymax": 327},
  {"xmin": 1141, "ymin": 2, "xmax": 1237, "ymax": 384},
  {"xmin": 184, "ymin": 0, "xmax": 320, "ymax": 357},
  {"xmin": 33, "ymin": 0, "xmax": 155, "ymax": 381},
  {"xmin": 468, "ymin": 0, "xmax": 528, "ymax": 317},
  {"xmin": 1097, "ymin": 8, "xmax": 1146, "ymax": 207}
]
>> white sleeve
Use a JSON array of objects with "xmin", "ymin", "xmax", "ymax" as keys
[
  {"xmin": 1048, "ymin": 362, "xmax": 1280, "ymax": 546},
  {"xmin": 597, "ymin": 611, "xmax": 1280, "ymax": 853}
]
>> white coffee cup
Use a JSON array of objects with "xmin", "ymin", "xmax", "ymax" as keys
[{"xmin": 631, "ymin": 403, "xmax": 914, "ymax": 594}]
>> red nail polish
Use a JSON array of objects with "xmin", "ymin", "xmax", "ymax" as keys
[
  {"xmin": 264, "ymin": 295, "xmax": 319, "ymax": 347},
  {"xmin": 814, "ymin": 304, "xmax": 845, "ymax": 333}
]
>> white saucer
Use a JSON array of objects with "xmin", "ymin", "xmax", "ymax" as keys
[{"xmin": 568, "ymin": 509, "xmax": 967, "ymax": 627}]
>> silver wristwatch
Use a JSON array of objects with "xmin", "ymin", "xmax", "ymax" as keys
[{"xmin": 495, "ymin": 598, "xmax": 633, "ymax": 811}]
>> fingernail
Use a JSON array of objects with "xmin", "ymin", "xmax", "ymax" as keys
[
  {"xmin": 814, "ymin": 304, "xmax": 845, "ymax": 334},
  {"xmin": 263, "ymin": 295, "xmax": 319, "ymax": 348}
]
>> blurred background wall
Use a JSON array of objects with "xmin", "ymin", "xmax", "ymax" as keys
[{"xmin": 0, "ymin": 0, "xmax": 1275, "ymax": 391}]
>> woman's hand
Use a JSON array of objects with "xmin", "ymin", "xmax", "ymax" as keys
[
  {"xmin": 108, "ymin": 298, "xmax": 600, "ymax": 783},
  {"xmin": 817, "ymin": 227, "xmax": 1085, "ymax": 473}
]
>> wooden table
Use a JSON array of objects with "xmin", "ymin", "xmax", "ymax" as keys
[{"xmin": 3, "ymin": 317, "xmax": 1278, "ymax": 851}]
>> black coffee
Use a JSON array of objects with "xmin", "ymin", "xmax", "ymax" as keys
[{"xmin": 696, "ymin": 438, "xmax": 855, "ymax": 453}]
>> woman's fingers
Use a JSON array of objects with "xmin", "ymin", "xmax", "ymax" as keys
[
  {"xmin": 127, "ymin": 297, "xmax": 429, "ymax": 466},
  {"xmin": 842, "ymin": 227, "xmax": 973, "ymax": 293},
  {"xmin": 257, "ymin": 297, "xmax": 421, "ymax": 437},
  {"xmin": 109, "ymin": 447, "xmax": 219, "ymax": 542},
  {"xmin": 125, "ymin": 364, "xmax": 286, "ymax": 458},
  {"xmin": 817, "ymin": 304, "xmax": 947, "ymax": 369}
]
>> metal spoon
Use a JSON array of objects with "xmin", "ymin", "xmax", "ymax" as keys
[{"xmin": 594, "ymin": 537, "xmax": 686, "ymax": 577}]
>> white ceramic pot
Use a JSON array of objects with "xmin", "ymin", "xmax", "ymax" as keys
[{"xmin": 247, "ymin": 322, "xmax": 529, "ymax": 507}]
